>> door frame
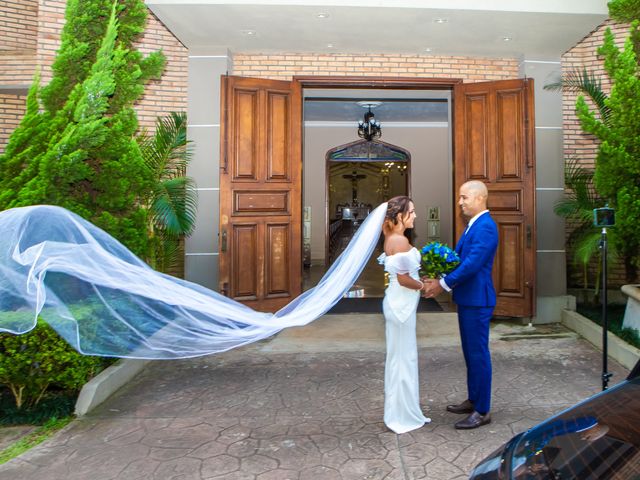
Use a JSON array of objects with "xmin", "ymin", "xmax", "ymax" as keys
[{"xmin": 294, "ymin": 76, "xmax": 463, "ymax": 277}]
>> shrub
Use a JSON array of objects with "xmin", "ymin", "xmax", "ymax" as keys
[{"xmin": 0, "ymin": 318, "xmax": 104, "ymax": 410}]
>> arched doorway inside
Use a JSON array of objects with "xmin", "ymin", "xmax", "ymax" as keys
[
  {"xmin": 325, "ymin": 140, "xmax": 410, "ymax": 297},
  {"xmin": 327, "ymin": 139, "xmax": 410, "ymax": 256}
]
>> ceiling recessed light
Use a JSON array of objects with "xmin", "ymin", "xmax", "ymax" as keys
[
  {"xmin": 424, "ymin": 47, "xmax": 433, "ymax": 53},
  {"xmin": 326, "ymin": 43, "xmax": 335, "ymax": 48},
  {"xmin": 241, "ymin": 29, "xmax": 256, "ymax": 36},
  {"xmin": 502, "ymin": 36, "xmax": 512, "ymax": 42},
  {"xmin": 316, "ymin": 12, "xmax": 330, "ymax": 19},
  {"xmin": 434, "ymin": 18, "xmax": 448, "ymax": 24}
]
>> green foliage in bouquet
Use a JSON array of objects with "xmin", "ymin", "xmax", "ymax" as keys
[{"xmin": 419, "ymin": 242, "xmax": 460, "ymax": 279}]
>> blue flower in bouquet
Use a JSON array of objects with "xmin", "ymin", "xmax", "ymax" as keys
[{"xmin": 419, "ymin": 241, "xmax": 460, "ymax": 278}]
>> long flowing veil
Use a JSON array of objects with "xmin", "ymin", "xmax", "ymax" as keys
[{"xmin": 0, "ymin": 203, "xmax": 387, "ymax": 359}]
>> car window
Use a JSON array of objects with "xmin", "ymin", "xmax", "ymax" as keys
[{"xmin": 509, "ymin": 377, "xmax": 640, "ymax": 479}]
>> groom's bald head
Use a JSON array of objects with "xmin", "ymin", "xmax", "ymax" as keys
[
  {"xmin": 459, "ymin": 181, "xmax": 489, "ymax": 218},
  {"xmin": 463, "ymin": 180, "xmax": 488, "ymax": 198}
]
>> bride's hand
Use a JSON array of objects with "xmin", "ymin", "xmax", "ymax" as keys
[{"xmin": 423, "ymin": 279, "xmax": 444, "ymax": 298}]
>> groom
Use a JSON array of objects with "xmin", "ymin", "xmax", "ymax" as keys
[{"xmin": 424, "ymin": 180, "xmax": 498, "ymax": 429}]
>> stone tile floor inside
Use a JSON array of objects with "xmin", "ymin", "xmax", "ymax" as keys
[{"xmin": 0, "ymin": 322, "xmax": 631, "ymax": 480}]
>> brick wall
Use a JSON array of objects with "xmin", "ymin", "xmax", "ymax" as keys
[
  {"xmin": 0, "ymin": 93, "xmax": 27, "ymax": 153},
  {"xmin": 232, "ymin": 53, "xmax": 519, "ymax": 81},
  {"xmin": 0, "ymin": 1, "xmax": 188, "ymax": 154},
  {"xmin": 0, "ymin": 54, "xmax": 38, "ymax": 85},
  {"xmin": 0, "ymin": 0, "xmax": 39, "ymax": 148},
  {"xmin": 0, "ymin": 0, "xmax": 38, "ymax": 52},
  {"xmin": 134, "ymin": 11, "xmax": 188, "ymax": 130},
  {"xmin": 562, "ymin": 19, "xmax": 631, "ymax": 287},
  {"xmin": 36, "ymin": 0, "xmax": 66, "ymax": 85}
]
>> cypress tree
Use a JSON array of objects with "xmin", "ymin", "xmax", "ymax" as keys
[{"xmin": 0, "ymin": 0, "xmax": 165, "ymax": 257}]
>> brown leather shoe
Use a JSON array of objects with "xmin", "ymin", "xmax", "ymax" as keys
[
  {"xmin": 454, "ymin": 411, "xmax": 491, "ymax": 430},
  {"xmin": 446, "ymin": 399, "xmax": 474, "ymax": 414}
]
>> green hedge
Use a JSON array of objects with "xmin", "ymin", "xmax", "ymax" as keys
[
  {"xmin": 577, "ymin": 303, "xmax": 640, "ymax": 349},
  {"xmin": 0, "ymin": 318, "xmax": 106, "ymax": 413}
]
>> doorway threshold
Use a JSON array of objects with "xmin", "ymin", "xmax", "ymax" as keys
[
  {"xmin": 327, "ymin": 297, "xmax": 444, "ymax": 314},
  {"xmin": 257, "ymin": 311, "xmax": 461, "ymax": 353}
]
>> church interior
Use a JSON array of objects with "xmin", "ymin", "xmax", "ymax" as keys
[{"xmin": 301, "ymin": 89, "xmax": 452, "ymax": 301}]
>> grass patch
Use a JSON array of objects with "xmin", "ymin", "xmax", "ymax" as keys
[
  {"xmin": 577, "ymin": 303, "xmax": 640, "ymax": 350},
  {"xmin": 0, "ymin": 416, "xmax": 72, "ymax": 465}
]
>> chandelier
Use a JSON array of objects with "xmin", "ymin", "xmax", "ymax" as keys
[
  {"xmin": 384, "ymin": 161, "xmax": 408, "ymax": 176},
  {"xmin": 357, "ymin": 101, "xmax": 382, "ymax": 141}
]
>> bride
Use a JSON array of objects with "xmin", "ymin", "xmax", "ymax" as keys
[{"xmin": 378, "ymin": 196, "xmax": 431, "ymax": 434}]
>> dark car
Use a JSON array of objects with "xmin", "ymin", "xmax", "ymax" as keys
[{"xmin": 470, "ymin": 360, "xmax": 640, "ymax": 479}]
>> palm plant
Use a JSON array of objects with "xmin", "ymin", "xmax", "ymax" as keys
[
  {"xmin": 554, "ymin": 158, "xmax": 619, "ymax": 297},
  {"xmin": 544, "ymin": 67, "xmax": 611, "ymax": 127},
  {"xmin": 138, "ymin": 111, "xmax": 197, "ymax": 273}
]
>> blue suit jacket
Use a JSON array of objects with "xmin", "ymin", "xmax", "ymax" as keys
[{"xmin": 444, "ymin": 212, "xmax": 498, "ymax": 307}]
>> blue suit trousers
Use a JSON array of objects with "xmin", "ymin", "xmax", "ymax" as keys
[{"xmin": 457, "ymin": 305, "xmax": 493, "ymax": 415}]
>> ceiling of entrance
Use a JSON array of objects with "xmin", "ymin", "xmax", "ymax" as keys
[
  {"xmin": 304, "ymin": 88, "xmax": 450, "ymax": 123},
  {"xmin": 145, "ymin": 1, "xmax": 608, "ymax": 59}
]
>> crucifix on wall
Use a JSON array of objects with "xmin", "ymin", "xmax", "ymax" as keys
[{"xmin": 343, "ymin": 170, "xmax": 367, "ymax": 204}]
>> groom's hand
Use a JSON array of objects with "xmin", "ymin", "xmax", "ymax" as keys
[{"xmin": 423, "ymin": 278, "xmax": 444, "ymax": 298}]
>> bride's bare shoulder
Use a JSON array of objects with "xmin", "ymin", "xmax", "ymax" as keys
[{"xmin": 384, "ymin": 234, "xmax": 411, "ymax": 256}]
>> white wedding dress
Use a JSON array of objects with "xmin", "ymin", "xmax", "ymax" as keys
[{"xmin": 378, "ymin": 248, "xmax": 431, "ymax": 434}]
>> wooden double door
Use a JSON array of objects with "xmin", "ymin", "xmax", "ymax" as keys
[{"xmin": 219, "ymin": 76, "xmax": 536, "ymax": 317}]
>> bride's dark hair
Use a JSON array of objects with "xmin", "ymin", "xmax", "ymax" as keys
[{"xmin": 383, "ymin": 196, "xmax": 413, "ymax": 234}]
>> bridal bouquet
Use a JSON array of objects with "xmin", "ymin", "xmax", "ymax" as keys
[{"xmin": 419, "ymin": 242, "xmax": 460, "ymax": 278}]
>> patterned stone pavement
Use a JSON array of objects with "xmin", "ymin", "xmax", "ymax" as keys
[{"xmin": 0, "ymin": 322, "xmax": 630, "ymax": 480}]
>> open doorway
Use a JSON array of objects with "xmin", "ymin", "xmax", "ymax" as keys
[
  {"xmin": 325, "ymin": 141, "xmax": 410, "ymax": 297},
  {"xmin": 302, "ymin": 89, "xmax": 452, "ymax": 299}
]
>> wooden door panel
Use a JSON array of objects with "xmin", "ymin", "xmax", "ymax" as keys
[
  {"xmin": 495, "ymin": 221, "xmax": 524, "ymax": 295},
  {"xmin": 220, "ymin": 75, "xmax": 302, "ymax": 312},
  {"xmin": 234, "ymin": 89, "xmax": 259, "ymax": 180},
  {"xmin": 496, "ymin": 90, "xmax": 524, "ymax": 180},
  {"xmin": 232, "ymin": 223, "xmax": 258, "ymax": 299},
  {"xmin": 234, "ymin": 190, "xmax": 289, "ymax": 215},
  {"xmin": 265, "ymin": 223, "xmax": 290, "ymax": 296},
  {"xmin": 455, "ymin": 78, "xmax": 536, "ymax": 318},
  {"xmin": 465, "ymin": 94, "xmax": 490, "ymax": 180},
  {"xmin": 488, "ymin": 189, "xmax": 522, "ymax": 214},
  {"xmin": 267, "ymin": 92, "xmax": 290, "ymax": 180}
]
